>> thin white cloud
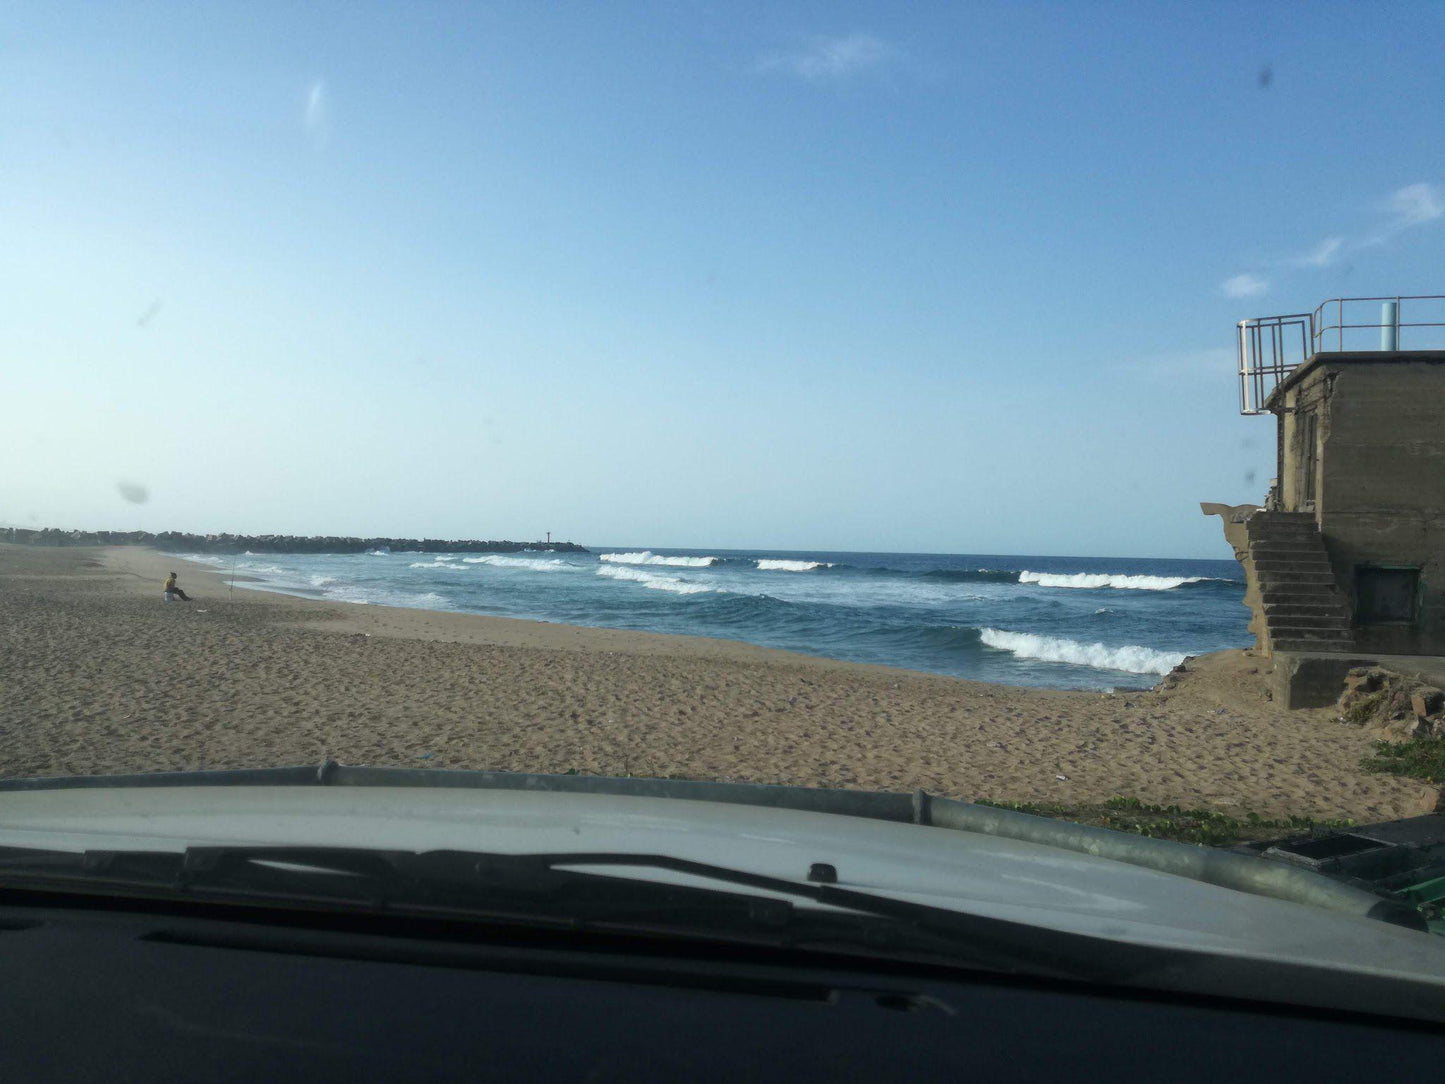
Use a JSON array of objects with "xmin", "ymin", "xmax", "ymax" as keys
[
  {"xmin": 1222, "ymin": 273, "xmax": 1268, "ymax": 298},
  {"xmin": 758, "ymin": 33, "xmax": 896, "ymax": 81},
  {"xmin": 1386, "ymin": 182, "xmax": 1443, "ymax": 226},
  {"xmin": 1292, "ymin": 236, "xmax": 1342, "ymax": 268},
  {"xmin": 303, "ymin": 79, "xmax": 328, "ymax": 145},
  {"xmin": 1360, "ymin": 181, "xmax": 1442, "ymax": 246}
]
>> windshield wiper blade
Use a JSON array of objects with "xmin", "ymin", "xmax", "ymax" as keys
[{"xmin": 0, "ymin": 844, "xmax": 1171, "ymax": 981}]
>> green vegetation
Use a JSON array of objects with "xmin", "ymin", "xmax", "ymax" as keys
[
  {"xmin": 1341, "ymin": 690, "xmax": 1394, "ymax": 726},
  {"xmin": 972, "ymin": 796, "xmax": 1354, "ymax": 847},
  {"xmin": 1362, "ymin": 740, "xmax": 1445, "ymax": 784}
]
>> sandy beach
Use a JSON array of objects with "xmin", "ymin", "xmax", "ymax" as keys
[{"xmin": 0, "ymin": 543, "xmax": 1427, "ymax": 821}]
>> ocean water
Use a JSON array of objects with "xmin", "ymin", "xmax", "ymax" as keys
[{"xmin": 174, "ymin": 548, "xmax": 1249, "ymax": 691}]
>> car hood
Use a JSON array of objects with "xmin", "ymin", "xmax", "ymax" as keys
[{"xmin": 0, "ymin": 781, "xmax": 1441, "ymax": 986}]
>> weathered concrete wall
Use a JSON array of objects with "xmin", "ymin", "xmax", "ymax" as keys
[
  {"xmin": 1200, "ymin": 503, "xmax": 1265, "ymax": 650},
  {"xmin": 1278, "ymin": 376, "xmax": 1327, "ymax": 512},
  {"xmin": 1274, "ymin": 355, "xmax": 1445, "ymax": 655}
]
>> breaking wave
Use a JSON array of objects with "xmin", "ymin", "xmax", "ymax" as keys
[
  {"xmin": 979, "ymin": 628, "xmax": 1186, "ymax": 675},
  {"xmin": 919, "ymin": 568, "xmax": 1020, "ymax": 584},
  {"xmin": 1019, "ymin": 570, "xmax": 1209, "ymax": 591},
  {"xmin": 755, "ymin": 559, "xmax": 834, "ymax": 572},
  {"xmin": 408, "ymin": 560, "xmax": 469, "ymax": 571},
  {"xmin": 170, "ymin": 553, "xmax": 226, "ymax": 566},
  {"xmin": 325, "ymin": 584, "xmax": 454, "ymax": 609},
  {"xmin": 463, "ymin": 555, "xmax": 574, "ymax": 572},
  {"xmin": 596, "ymin": 564, "xmax": 714, "ymax": 595},
  {"xmin": 600, "ymin": 551, "xmax": 721, "ymax": 568}
]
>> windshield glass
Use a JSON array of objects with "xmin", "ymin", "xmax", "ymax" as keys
[{"xmin": 4, "ymin": 0, "xmax": 1445, "ymax": 998}]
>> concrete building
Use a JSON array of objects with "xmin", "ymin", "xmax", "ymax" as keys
[{"xmin": 1204, "ymin": 296, "xmax": 1445, "ymax": 704}]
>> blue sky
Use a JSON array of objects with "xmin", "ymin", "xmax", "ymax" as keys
[{"xmin": 3, "ymin": 1, "xmax": 1442, "ymax": 557}]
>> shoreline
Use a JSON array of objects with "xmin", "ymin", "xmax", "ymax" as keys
[
  {"xmin": 155, "ymin": 548, "xmax": 926, "ymax": 673},
  {"xmin": 1, "ymin": 543, "xmax": 1429, "ymax": 821},
  {"xmin": 164, "ymin": 549, "xmax": 1228, "ymax": 690}
]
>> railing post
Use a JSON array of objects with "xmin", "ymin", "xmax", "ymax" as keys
[{"xmin": 1381, "ymin": 300, "xmax": 1399, "ymax": 350}]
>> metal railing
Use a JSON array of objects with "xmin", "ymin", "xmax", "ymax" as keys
[
  {"xmin": 1236, "ymin": 295, "xmax": 1445, "ymax": 415},
  {"xmin": 1312, "ymin": 295, "xmax": 1445, "ymax": 353},
  {"xmin": 1237, "ymin": 311, "xmax": 1313, "ymax": 415}
]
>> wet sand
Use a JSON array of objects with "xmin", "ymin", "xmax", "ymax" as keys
[{"xmin": 0, "ymin": 544, "xmax": 1425, "ymax": 820}]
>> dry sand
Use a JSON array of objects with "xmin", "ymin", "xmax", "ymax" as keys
[{"xmin": 0, "ymin": 543, "xmax": 1427, "ymax": 821}]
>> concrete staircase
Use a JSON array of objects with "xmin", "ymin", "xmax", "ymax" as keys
[{"xmin": 1245, "ymin": 512, "xmax": 1355, "ymax": 653}]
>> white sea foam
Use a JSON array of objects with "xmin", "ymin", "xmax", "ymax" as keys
[
  {"xmin": 324, "ymin": 583, "xmax": 452, "ymax": 610},
  {"xmin": 169, "ymin": 553, "xmax": 226, "ymax": 566},
  {"xmin": 309, "ymin": 575, "xmax": 337, "ymax": 587},
  {"xmin": 236, "ymin": 562, "xmax": 288, "ymax": 575},
  {"xmin": 1018, "ymin": 570, "xmax": 1206, "ymax": 591},
  {"xmin": 434, "ymin": 554, "xmax": 457, "ymax": 561},
  {"xmin": 755, "ymin": 559, "xmax": 833, "ymax": 572},
  {"xmin": 463, "ymin": 555, "xmax": 573, "ymax": 572},
  {"xmin": 979, "ymin": 628, "xmax": 1186, "ymax": 676},
  {"xmin": 600, "ymin": 551, "xmax": 721, "ymax": 568},
  {"xmin": 366, "ymin": 549, "xmax": 391, "ymax": 557},
  {"xmin": 596, "ymin": 564, "xmax": 713, "ymax": 595},
  {"xmin": 409, "ymin": 560, "xmax": 469, "ymax": 571}
]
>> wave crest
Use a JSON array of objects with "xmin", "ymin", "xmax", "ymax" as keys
[
  {"xmin": 1019, "ymin": 570, "xmax": 1208, "ymax": 591},
  {"xmin": 755, "ymin": 559, "xmax": 833, "ymax": 572},
  {"xmin": 919, "ymin": 568, "xmax": 1019, "ymax": 584},
  {"xmin": 979, "ymin": 628, "xmax": 1186, "ymax": 675},
  {"xmin": 596, "ymin": 564, "xmax": 713, "ymax": 595},
  {"xmin": 463, "ymin": 555, "xmax": 573, "ymax": 572},
  {"xmin": 600, "ymin": 551, "xmax": 721, "ymax": 568}
]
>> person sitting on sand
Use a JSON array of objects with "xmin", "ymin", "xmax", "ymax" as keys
[{"xmin": 163, "ymin": 572, "xmax": 193, "ymax": 602}]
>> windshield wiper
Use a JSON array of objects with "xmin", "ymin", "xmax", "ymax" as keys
[{"xmin": 0, "ymin": 843, "xmax": 1175, "ymax": 981}]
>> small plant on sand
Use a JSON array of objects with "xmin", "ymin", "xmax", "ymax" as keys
[
  {"xmin": 1342, "ymin": 691, "xmax": 1391, "ymax": 726},
  {"xmin": 1362, "ymin": 740, "xmax": 1445, "ymax": 784}
]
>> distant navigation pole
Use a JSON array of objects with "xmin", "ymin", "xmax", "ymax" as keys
[{"xmin": 546, "ymin": 531, "xmax": 552, "ymax": 545}]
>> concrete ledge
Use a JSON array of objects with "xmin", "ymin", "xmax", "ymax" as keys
[
  {"xmin": 1271, "ymin": 652, "xmax": 1377, "ymax": 709},
  {"xmin": 1272, "ymin": 650, "xmax": 1445, "ymax": 708}
]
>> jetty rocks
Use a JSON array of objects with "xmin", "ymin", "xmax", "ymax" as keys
[{"xmin": 1, "ymin": 527, "xmax": 589, "ymax": 556}]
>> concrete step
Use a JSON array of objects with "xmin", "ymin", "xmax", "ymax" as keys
[
  {"xmin": 1252, "ymin": 557, "xmax": 1333, "ymax": 572},
  {"xmin": 1270, "ymin": 637, "xmax": 1356, "ymax": 654},
  {"xmin": 1254, "ymin": 520, "xmax": 1323, "ymax": 531},
  {"xmin": 1271, "ymin": 618, "xmax": 1346, "ymax": 635},
  {"xmin": 1250, "ymin": 531, "xmax": 1327, "ymax": 545},
  {"xmin": 1260, "ymin": 569, "xmax": 1335, "ymax": 586},
  {"xmin": 1248, "ymin": 523, "xmax": 1324, "ymax": 538},
  {"xmin": 1266, "ymin": 615, "xmax": 1353, "ymax": 631},
  {"xmin": 1260, "ymin": 581, "xmax": 1346, "ymax": 598},
  {"xmin": 1260, "ymin": 581, "xmax": 1342, "ymax": 594},
  {"xmin": 1254, "ymin": 540, "xmax": 1329, "ymax": 555},
  {"xmin": 1261, "ymin": 597, "xmax": 1346, "ymax": 610},
  {"xmin": 1272, "ymin": 639, "xmax": 1357, "ymax": 653},
  {"xmin": 1263, "ymin": 602, "xmax": 1351, "ymax": 619}
]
